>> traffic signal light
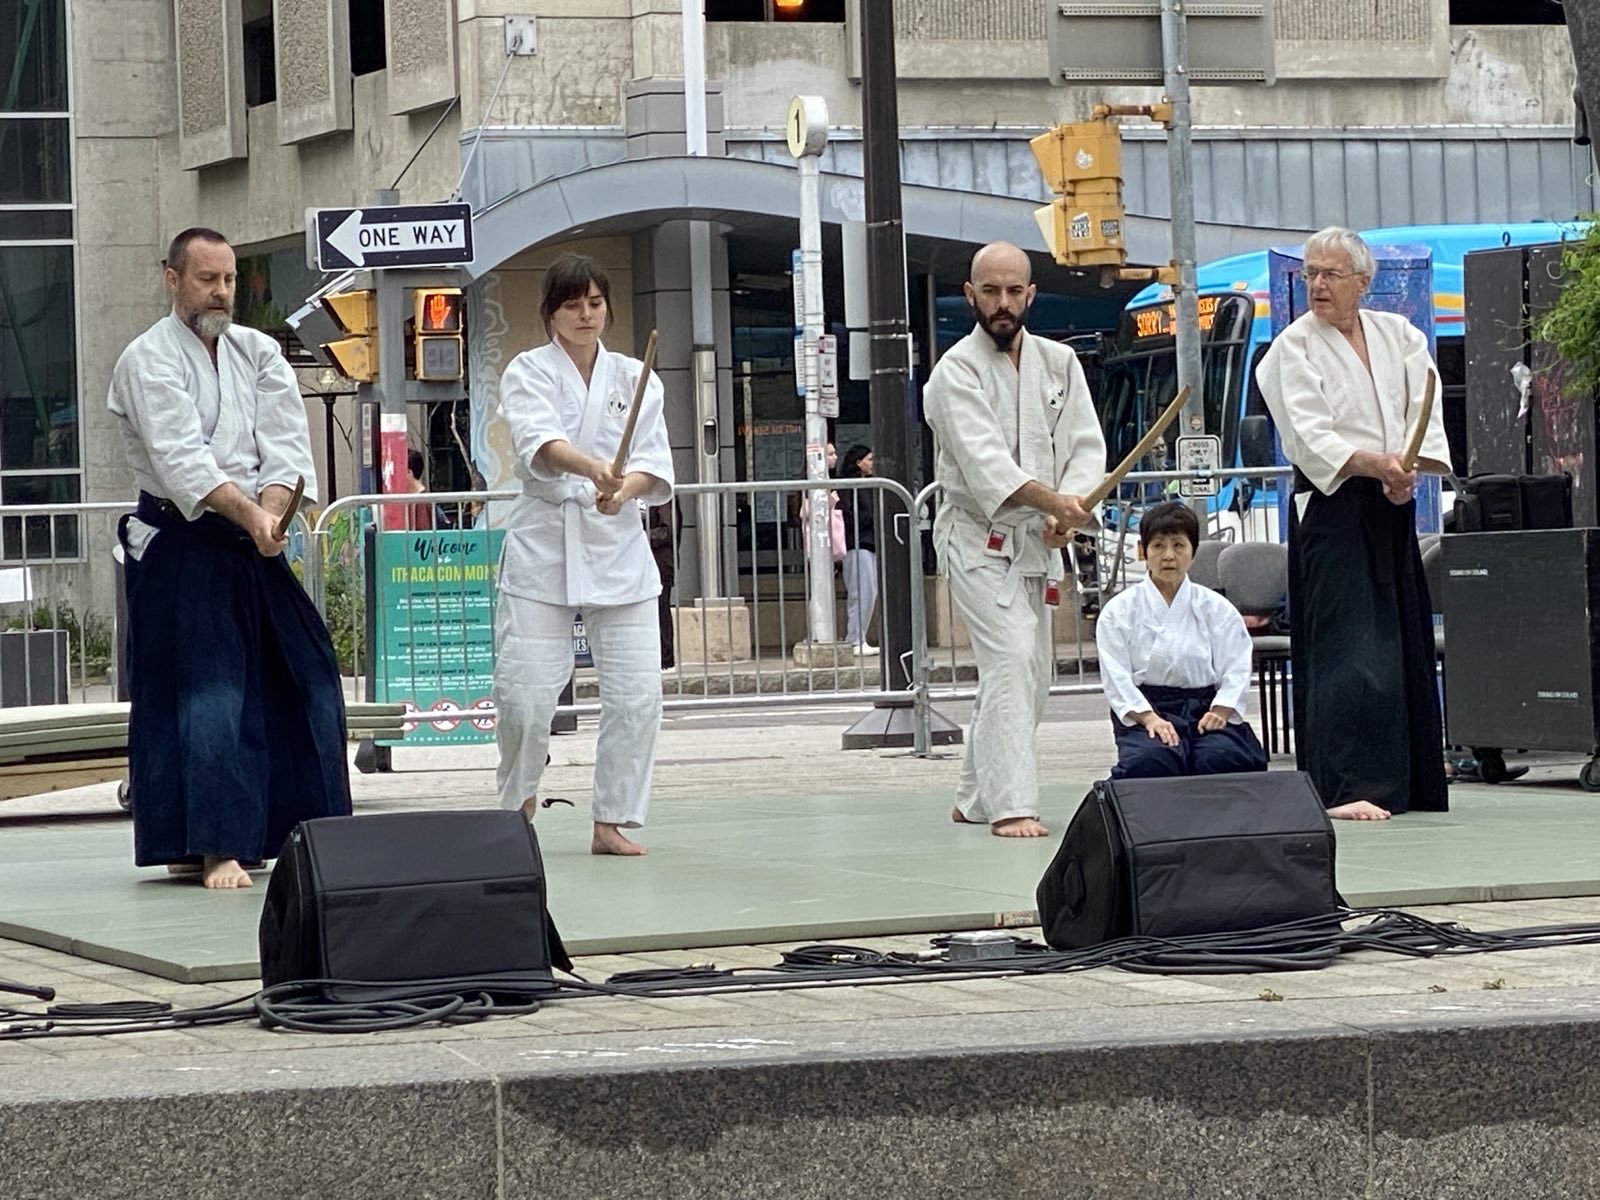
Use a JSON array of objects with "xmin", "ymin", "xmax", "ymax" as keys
[
  {"xmin": 1030, "ymin": 118, "xmax": 1126, "ymax": 269},
  {"xmin": 319, "ymin": 289, "xmax": 378, "ymax": 382},
  {"xmin": 412, "ymin": 287, "xmax": 464, "ymax": 382}
]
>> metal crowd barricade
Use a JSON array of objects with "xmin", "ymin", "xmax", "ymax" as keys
[
  {"xmin": 0, "ymin": 500, "xmax": 318, "ymax": 710},
  {"xmin": 0, "ymin": 501, "xmax": 137, "ymax": 705},
  {"xmin": 303, "ymin": 477, "xmax": 925, "ymax": 741}
]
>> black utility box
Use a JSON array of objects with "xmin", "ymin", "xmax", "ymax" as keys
[{"xmin": 1442, "ymin": 528, "xmax": 1600, "ymax": 788}]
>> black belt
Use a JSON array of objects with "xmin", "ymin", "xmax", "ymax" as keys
[
  {"xmin": 133, "ymin": 491, "xmax": 252, "ymax": 545},
  {"xmin": 1141, "ymin": 684, "xmax": 1218, "ymax": 708}
]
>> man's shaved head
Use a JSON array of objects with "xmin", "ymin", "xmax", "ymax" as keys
[
  {"xmin": 969, "ymin": 241, "xmax": 1032, "ymax": 286},
  {"xmin": 964, "ymin": 241, "xmax": 1036, "ymax": 351}
]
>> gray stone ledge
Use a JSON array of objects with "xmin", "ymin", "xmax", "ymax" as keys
[{"xmin": 2, "ymin": 988, "xmax": 1599, "ymax": 1200}]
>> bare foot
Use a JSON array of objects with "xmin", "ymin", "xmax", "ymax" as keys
[
  {"xmin": 520, "ymin": 797, "xmax": 538, "ymax": 820},
  {"xmin": 992, "ymin": 817, "xmax": 1049, "ymax": 838},
  {"xmin": 1326, "ymin": 800, "xmax": 1391, "ymax": 821},
  {"xmin": 951, "ymin": 807, "xmax": 981, "ymax": 824},
  {"xmin": 200, "ymin": 857, "xmax": 253, "ymax": 888},
  {"xmin": 591, "ymin": 823, "xmax": 647, "ymax": 856}
]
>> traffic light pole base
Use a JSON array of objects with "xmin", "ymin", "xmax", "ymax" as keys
[{"xmin": 841, "ymin": 695, "xmax": 963, "ymax": 752}]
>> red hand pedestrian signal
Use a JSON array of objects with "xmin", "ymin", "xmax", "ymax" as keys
[
  {"xmin": 418, "ymin": 289, "xmax": 462, "ymax": 333},
  {"xmin": 411, "ymin": 287, "xmax": 464, "ymax": 381}
]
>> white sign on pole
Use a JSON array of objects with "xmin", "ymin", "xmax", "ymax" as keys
[
  {"xmin": 817, "ymin": 333, "xmax": 839, "ymax": 417},
  {"xmin": 1176, "ymin": 434, "xmax": 1222, "ymax": 498},
  {"xmin": 310, "ymin": 203, "xmax": 474, "ymax": 271},
  {"xmin": 817, "ymin": 334, "xmax": 838, "ymax": 395}
]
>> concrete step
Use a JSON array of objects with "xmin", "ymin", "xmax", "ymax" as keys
[{"xmin": 4, "ymin": 987, "xmax": 1594, "ymax": 1199}]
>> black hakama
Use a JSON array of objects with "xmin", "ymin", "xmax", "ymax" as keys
[
  {"xmin": 1287, "ymin": 476, "xmax": 1447, "ymax": 813},
  {"xmin": 1109, "ymin": 684, "xmax": 1269, "ymax": 780},
  {"xmin": 121, "ymin": 493, "xmax": 352, "ymax": 867}
]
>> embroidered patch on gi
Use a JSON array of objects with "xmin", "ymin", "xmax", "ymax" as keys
[
  {"xmin": 606, "ymin": 390, "xmax": 630, "ymax": 418},
  {"xmin": 1046, "ymin": 384, "xmax": 1066, "ymax": 410},
  {"xmin": 986, "ymin": 529, "xmax": 1007, "ymax": 553}
]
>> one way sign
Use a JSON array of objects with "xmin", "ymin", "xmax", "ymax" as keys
[{"xmin": 310, "ymin": 203, "xmax": 474, "ymax": 271}]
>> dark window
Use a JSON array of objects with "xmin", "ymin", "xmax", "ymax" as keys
[
  {"xmin": 1245, "ymin": 345, "xmax": 1269, "ymax": 420},
  {"xmin": 0, "ymin": 0, "xmax": 68, "ymax": 111},
  {"xmin": 350, "ymin": 0, "xmax": 387, "ymax": 75},
  {"xmin": 708, "ymin": 0, "xmax": 845, "ymax": 20},
  {"xmin": 0, "ymin": 117, "xmax": 70, "ymax": 203},
  {"xmin": 0, "ymin": 244, "xmax": 79, "ymax": 476},
  {"xmin": 243, "ymin": 16, "xmax": 276, "ymax": 107},
  {"xmin": 0, "ymin": 473, "xmax": 80, "ymax": 560},
  {"xmin": 1449, "ymin": 0, "xmax": 1563, "ymax": 22},
  {"xmin": 0, "ymin": 210, "xmax": 71, "ymax": 239}
]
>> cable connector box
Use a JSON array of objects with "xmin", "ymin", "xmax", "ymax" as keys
[{"xmin": 947, "ymin": 931, "xmax": 1019, "ymax": 962}]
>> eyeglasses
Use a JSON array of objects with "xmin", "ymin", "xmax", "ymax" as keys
[{"xmin": 1303, "ymin": 267, "xmax": 1362, "ymax": 283}]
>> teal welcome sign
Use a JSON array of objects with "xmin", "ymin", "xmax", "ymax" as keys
[{"xmin": 372, "ymin": 528, "xmax": 504, "ymax": 745}]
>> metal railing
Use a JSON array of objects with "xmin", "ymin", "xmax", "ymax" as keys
[
  {"xmin": 9, "ymin": 469, "xmax": 1300, "ymax": 763},
  {"xmin": 301, "ymin": 478, "xmax": 928, "ymax": 739},
  {"xmin": 0, "ymin": 499, "xmax": 316, "ymax": 708}
]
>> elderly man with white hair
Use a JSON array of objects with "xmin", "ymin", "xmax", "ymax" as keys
[{"xmin": 1255, "ymin": 225, "xmax": 1452, "ymax": 821}]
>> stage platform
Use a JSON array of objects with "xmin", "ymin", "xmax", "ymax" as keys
[{"xmin": 3, "ymin": 778, "xmax": 1599, "ymax": 983}]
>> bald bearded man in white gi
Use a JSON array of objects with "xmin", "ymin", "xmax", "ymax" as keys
[
  {"xmin": 924, "ymin": 241, "xmax": 1107, "ymax": 838},
  {"xmin": 1257, "ymin": 225, "xmax": 1451, "ymax": 821}
]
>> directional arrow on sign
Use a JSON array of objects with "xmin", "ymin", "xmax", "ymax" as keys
[{"xmin": 311, "ymin": 203, "xmax": 475, "ymax": 271}]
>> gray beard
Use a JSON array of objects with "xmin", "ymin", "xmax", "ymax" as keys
[{"xmin": 187, "ymin": 310, "xmax": 232, "ymax": 339}]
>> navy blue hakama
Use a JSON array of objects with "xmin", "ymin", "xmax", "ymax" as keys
[
  {"xmin": 1109, "ymin": 684, "xmax": 1269, "ymax": 780},
  {"xmin": 121, "ymin": 493, "xmax": 351, "ymax": 867},
  {"xmin": 1288, "ymin": 475, "xmax": 1447, "ymax": 814}
]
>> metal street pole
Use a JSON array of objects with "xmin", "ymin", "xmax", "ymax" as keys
[
  {"xmin": 1568, "ymin": 2, "xmax": 1600, "ymax": 173},
  {"xmin": 859, "ymin": 0, "xmax": 913, "ymax": 695},
  {"xmin": 843, "ymin": 0, "xmax": 959, "ymax": 750},
  {"xmin": 681, "ymin": 0, "xmax": 723, "ymax": 597},
  {"xmin": 372, "ymin": 187, "xmax": 409, "ymax": 533},
  {"xmin": 797, "ymin": 149, "xmax": 837, "ymax": 644},
  {"xmin": 1161, "ymin": 1, "xmax": 1206, "ymax": 460}
]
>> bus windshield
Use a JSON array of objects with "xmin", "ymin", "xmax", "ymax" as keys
[{"xmin": 1098, "ymin": 292, "xmax": 1255, "ymax": 470}]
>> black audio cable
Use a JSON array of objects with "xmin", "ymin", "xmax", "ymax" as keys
[{"xmin": 8, "ymin": 908, "xmax": 1600, "ymax": 1040}]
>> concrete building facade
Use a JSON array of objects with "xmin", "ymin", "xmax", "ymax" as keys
[{"xmin": 3, "ymin": 0, "xmax": 1591, "ymax": 628}]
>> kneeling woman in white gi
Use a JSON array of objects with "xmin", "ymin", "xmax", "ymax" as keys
[
  {"xmin": 493, "ymin": 254, "xmax": 674, "ymax": 855},
  {"xmin": 1094, "ymin": 501, "xmax": 1268, "ymax": 779}
]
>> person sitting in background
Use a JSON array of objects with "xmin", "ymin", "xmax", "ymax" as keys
[{"xmin": 1094, "ymin": 501, "xmax": 1269, "ymax": 779}]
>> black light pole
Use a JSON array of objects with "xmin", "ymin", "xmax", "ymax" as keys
[
  {"xmin": 1569, "ymin": 3, "xmax": 1600, "ymax": 173},
  {"xmin": 843, "ymin": 0, "xmax": 960, "ymax": 750}
]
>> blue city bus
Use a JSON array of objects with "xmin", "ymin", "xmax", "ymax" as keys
[{"xmin": 1100, "ymin": 221, "xmax": 1583, "ymax": 524}]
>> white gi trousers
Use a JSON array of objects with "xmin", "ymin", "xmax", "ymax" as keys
[
  {"xmin": 945, "ymin": 540, "xmax": 1053, "ymax": 823},
  {"xmin": 493, "ymin": 596, "xmax": 662, "ymax": 827}
]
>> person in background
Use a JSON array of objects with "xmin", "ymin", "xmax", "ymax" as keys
[
  {"xmin": 836, "ymin": 444, "xmax": 878, "ymax": 653},
  {"xmin": 405, "ymin": 447, "xmax": 434, "ymax": 532}
]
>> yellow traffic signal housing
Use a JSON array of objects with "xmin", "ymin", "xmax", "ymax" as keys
[
  {"xmin": 320, "ymin": 289, "xmax": 378, "ymax": 382},
  {"xmin": 412, "ymin": 287, "xmax": 464, "ymax": 382},
  {"xmin": 1030, "ymin": 121, "xmax": 1122, "ymax": 191},
  {"xmin": 1030, "ymin": 119, "xmax": 1127, "ymax": 268}
]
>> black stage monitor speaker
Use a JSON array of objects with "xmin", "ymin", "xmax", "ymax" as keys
[
  {"xmin": 1036, "ymin": 771, "xmax": 1339, "ymax": 950},
  {"xmin": 259, "ymin": 810, "xmax": 569, "ymax": 998}
]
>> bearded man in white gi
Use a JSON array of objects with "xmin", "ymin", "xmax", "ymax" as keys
[
  {"xmin": 109, "ymin": 227, "xmax": 350, "ymax": 889},
  {"xmin": 1256, "ymin": 225, "xmax": 1451, "ymax": 821},
  {"xmin": 493, "ymin": 253, "xmax": 674, "ymax": 856},
  {"xmin": 924, "ymin": 242, "xmax": 1107, "ymax": 838}
]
